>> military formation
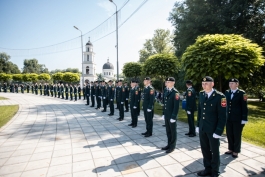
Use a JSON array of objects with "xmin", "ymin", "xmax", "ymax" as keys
[{"xmin": 0, "ymin": 75, "xmax": 248, "ymax": 177}]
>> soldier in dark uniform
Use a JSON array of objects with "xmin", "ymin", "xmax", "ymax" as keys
[
  {"xmin": 83, "ymin": 84, "xmax": 86, "ymax": 100},
  {"xmin": 101, "ymin": 82, "xmax": 108, "ymax": 112},
  {"xmin": 85, "ymin": 81, "xmax": 90, "ymax": 105},
  {"xmin": 0, "ymin": 83, "xmax": 1, "ymax": 92},
  {"xmin": 61, "ymin": 84, "xmax": 64, "ymax": 99},
  {"xmin": 21, "ymin": 84, "xmax": 24, "ymax": 94},
  {"xmin": 26, "ymin": 84, "xmax": 30, "ymax": 93},
  {"xmin": 31, "ymin": 84, "xmax": 34, "ymax": 94},
  {"xmin": 3, "ymin": 83, "xmax": 7, "ymax": 93},
  {"xmin": 46, "ymin": 83, "xmax": 50, "ymax": 96},
  {"xmin": 96, "ymin": 81, "xmax": 102, "ymax": 109},
  {"xmin": 141, "ymin": 77, "xmax": 155, "ymax": 137},
  {"xmin": 78, "ymin": 84, "xmax": 81, "ymax": 99},
  {"xmin": 124, "ymin": 82, "xmax": 130, "ymax": 112},
  {"xmin": 43, "ymin": 83, "xmax": 47, "ymax": 96},
  {"xmin": 94, "ymin": 81, "xmax": 99, "ymax": 108},
  {"xmin": 15, "ymin": 84, "xmax": 18, "ymax": 93},
  {"xmin": 54, "ymin": 84, "xmax": 57, "ymax": 98},
  {"xmin": 115, "ymin": 81, "xmax": 119, "ymax": 109},
  {"xmin": 74, "ymin": 84, "xmax": 77, "ymax": 101},
  {"xmin": 135, "ymin": 81, "xmax": 141, "ymax": 116},
  {"xmin": 65, "ymin": 84, "xmax": 69, "ymax": 100},
  {"xmin": 107, "ymin": 80, "xmax": 115, "ymax": 116},
  {"xmin": 161, "ymin": 77, "xmax": 179, "ymax": 153},
  {"xmin": 161, "ymin": 80, "xmax": 168, "ymax": 127},
  {"xmin": 50, "ymin": 84, "xmax": 54, "ymax": 97},
  {"xmin": 90, "ymin": 81, "xmax": 95, "ymax": 107},
  {"xmin": 57, "ymin": 84, "xmax": 60, "ymax": 98},
  {"xmin": 196, "ymin": 76, "xmax": 227, "ymax": 177},
  {"xmin": 39, "ymin": 83, "xmax": 42, "ymax": 95},
  {"xmin": 35, "ymin": 83, "xmax": 38, "ymax": 95},
  {"xmin": 224, "ymin": 78, "xmax": 248, "ymax": 158},
  {"xmin": 70, "ymin": 84, "xmax": 73, "ymax": 101},
  {"xmin": 185, "ymin": 80, "xmax": 197, "ymax": 137},
  {"xmin": 116, "ymin": 79, "xmax": 125, "ymax": 121},
  {"xmin": 128, "ymin": 80, "xmax": 140, "ymax": 128}
]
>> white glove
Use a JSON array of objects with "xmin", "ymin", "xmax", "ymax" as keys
[
  {"xmin": 241, "ymin": 120, "xmax": 248, "ymax": 124},
  {"xmin": 103, "ymin": 97, "xmax": 106, "ymax": 99},
  {"xmin": 196, "ymin": 127, "xmax": 199, "ymax": 133},
  {"xmin": 161, "ymin": 115, "xmax": 164, "ymax": 120},
  {"xmin": 213, "ymin": 133, "xmax": 222, "ymax": 139},
  {"xmin": 110, "ymin": 99, "xmax": 113, "ymax": 101},
  {"xmin": 126, "ymin": 98, "xmax": 128, "ymax": 100},
  {"xmin": 170, "ymin": 119, "xmax": 176, "ymax": 123},
  {"xmin": 187, "ymin": 111, "xmax": 191, "ymax": 114},
  {"xmin": 133, "ymin": 106, "xmax": 137, "ymax": 109},
  {"xmin": 121, "ymin": 102, "xmax": 124, "ymax": 104},
  {"xmin": 147, "ymin": 109, "xmax": 152, "ymax": 112}
]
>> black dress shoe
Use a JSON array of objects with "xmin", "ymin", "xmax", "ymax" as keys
[
  {"xmin": 124, "ymin": 110, "xmax": 129, "ymax": 112},
  {"xmin": 189, "ymin": 134, "xmax": 196, "ymax": 137},
  {"xmin": 161, "ymin": 146, "xmax": 169, "ymax": 150},
  {"xmin": 144, "ymin": 134, "xmax": 152, "ymax": 137},
  {"xmin": 225, "ymin": 151, "xmax": 233, "ymax": 155},
  {"xmin": 132, "ymin": 125, "xmax": 137, "ymax": 128},
  {"xmin": 115, "ymin": 108, "xmax": 119, "ymax": 109},
  {"xmin": 162, "ymin": 125, "xmax": 166, "ymax": 127},
  {"xmin": 109, "ymin": 114, "xmax": 113, "ymax": 116},
  {"xmin": 90, "ymin": 106, "xmax": 94, "ymax": 107},
  {"xmin": 197, "ymin": 170, "xmax": 211, "ymax": 176},
  {"xmin": 101, "ymin": 110, "xmax": 106, "ymax": 112},
  {"xmin": 166, "ymin": 148, "xmax": 174, "ymax": 153},
  {"xmin": 232, "ymin": 153, "xmax": 238, "ymax": 158},
  {"xmin": 116, "ymin": 117, "xmax": 120, "ymax": 120},
  {"xmin": 185, "ymin": 133, "xmax": 191, "ymax": 135},
  {"xmin": 119, "ymin": 118, "xmax": 124, "ymax": 121},
  {"xmin": 128, "ymin": 123, "xmax": 133, "ymax": 126},
  {"xmin": 141, "ymin": 132, "xmax": 147, "ymax": 135}
]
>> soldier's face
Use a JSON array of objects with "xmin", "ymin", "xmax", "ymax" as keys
[
  {"xmin": 202, "ymin": 82, "xmax": 214, "ymax": 92},
  {"xmin": 167, "ymin": 81, "xmax": 175, "ymax": 88},
  {"xmin": 229, "ymin": 82, "xmax": 238, "ymax": 90}
]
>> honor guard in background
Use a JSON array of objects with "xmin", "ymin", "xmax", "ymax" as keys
[
  {"xmin": 101, "ymin": 82, "xmax": 108, "ymax": 112},
  {"xmin": 15, "ymin": 84, "xmax": 18, "ymax": 93},
  {"xmin": 65, "ymin": 84, "xmax": 69, "ymax": 100},
  {"xmin": 54, "ymin": 84, "xmax": 57, "ymax": 98},
  {"xmin": 128, "ymin": 80, "xmax": 140, "ymax": 128},
  {"xmin": 83, "ymin": 84, "xmax": 86, "ymax": 100},
  {"xmin": 39, "ymin": 83, "xmax": 42, "ymax": 95},
  {"xmin": 115, "ymin": 81, "xmax": 119, "ymax": 109},
  {"xmin": 78, "ymin": 84, "xmax": 81, "ymax": 99},
  {"xmin": 135, "ymin": 81, "xmax": 141, "ymax": 116},
  {"xmin": 34, "ymin": 83, "xmax": 38, "ymax": 95},
  {"xmin": 124, "ymin": 82, "xmax": 130, "ymax": 112},
  {"xmin": 108, "ymin": 80, "xmax": 115, "ymax": 116},
  {"xmin": 50, "ymin": 84, "xmax": 54, "ymax": 97},
  {"xmin": 57, "ymin": 84, "xmax": 60, "ymax": 98},
  {"xmin": 26, "ymin": 84, "xmax": 30, "ymax": 93},
  {"xmin": 142, "ymin": 77, "xmax": 155, "ymax": 137},
  {"xmin": 70, "ymin": 84, "xmax": 73, "ymax": 101},
  {"xmin": 90, "ymin": 81, "xmax": 95, "ymax": 107},
  {"xmin": 44, "ymin": 83, "xmax": 47, "ymax": 96},
  {"xmin": 116, "ymin": 79, "xmax": 125, "ymax": 121},
  {"xmin": 31, "ymin": 84, "xmax": 34, "ymax": 94},
  {"xmin": 224, "ymin": 78, "xmax": 248, "ymax": 158},
  {"xmin": 196, "ymin": 76, "xmax": 226, "ymax": 177},
  {"xmin": 162, "ymin": 80, "xmax": 168, "ymax": 127},
  {"xmin": 185, "ymin": 80, "xmax": 197, "ymax": 137},
  {"xmin": 161, "ymin": 77, "xmax": 179, "ymax": 153},
  {"xmin": 21, "ymin": 84, "xmax": 24, "ymax": 94},
  {"xmin": 96, "ymin": 81, "xmax": 102, "ymax": 109},
  {"xmin": 85, "ymin": 81, "xmax": 90, "ymax": 105},
  {"xmin": 61, "ymin": 84, "xmax": 64, "ymax": 99},
  {"xmin": 4, "ymin": 83, "xmax": 7, "ymax": 93},
  {"xmin": 46, "ymin": 84, "xmax": 50, "ymax": 96},
  {"xmin": 74, "ymin": 84, "xmax": 77, "ymax": 101},
  {"xmin": 95, "ymin": 81, "xmax": 99, "ymax": 108}
]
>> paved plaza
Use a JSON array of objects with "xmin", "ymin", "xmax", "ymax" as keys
[{"xmin": 0, "ymin": 93, "xmax": 264, "ymax": 177}]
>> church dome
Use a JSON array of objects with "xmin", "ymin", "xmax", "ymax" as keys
[
  {"xmin": 103, "ymin": 59, "xmax": 114, "ymax": 69},
  {"xmin": 86, "ymin": 41, "xmax": 93, "ymax": 46}
]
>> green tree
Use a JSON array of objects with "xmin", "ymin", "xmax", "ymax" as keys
[
  {"xmin": 38, "ymin": 73, "xmax": 51, "ymax": 81},
  {"xmin": 0, "ymin": 52, "xmax": 21, "ymax": 74},
  {"xmin": 0, "ymin": 73, "xmax": 12, "ymax": 82},
  {"xmin": 22, "ymin": 59, "xmax": 48, "ymax": 74},
  {"xmin": 122, "ymin": 62, "xmax": 142, "ymax": 80},
  {"xmin": 12, "ymin": 74, "xmax": 23, "ymax": 82},
  {"xmin": 182, "ymin": 34, "xmax": 264, "ymax": 92},
  {"xmin": 62, "ymin": 72, "xmax": 80, "ymax": 83},
  {"xmin": 139, "ymin": 29, "xmax": 175, "ymax": 63},
  {"xmin": 52, "ymin": 72, "xmax": 64, "ymax": 82},
  {"xmin": 96, "ymin": 73, "xmax": 104, "ymax": 81},
  {"xmin": 22, "ymin": 74, "xmax": 32, "ymax": 83},
  {"xmin": 29, "ymin": 73, "xmax": 39, "ymax": 83}
]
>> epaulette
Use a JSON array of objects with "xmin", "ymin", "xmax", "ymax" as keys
[
  {"xmin": 173, "ymin": 88, "xmax": 179, "ymax": 92},
  {"xmin": 215, "ymin": 90, "xmax": 225, "ymax": 96},
  {"xmin": 238, "ymin": 89, "xmax": 246, "ymax": 93},
  {"xmin": 200, "ymin": 90, "xmax": 204, "ymax": 92}
]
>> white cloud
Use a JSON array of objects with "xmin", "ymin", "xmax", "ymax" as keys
[{"xmin": 97, "ymin": 0, "xmax": 115, "ymax": 16}]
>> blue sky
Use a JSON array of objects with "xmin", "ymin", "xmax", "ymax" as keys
[{"xmin": 0, "ymin": 0, "xmax": 176, "ymax": 75}]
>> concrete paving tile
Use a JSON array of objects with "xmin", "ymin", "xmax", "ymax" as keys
[
  {"xmin": 73, "ymin": 159, "xmax": 95, "ymax": 172},
  {"xmin": 5, "ymin": 154, "xmax": 31, "ymax": 165},
  {"xmin": 50, "ymin": 155, "xmax": 72, "ymax": 166},
  {"xmin": 254, "ymin": 156, "xmax": 265, "ymax": 163},
  {"xmin": 181, "ymin": 160, "xmax": 204, "ymax": 173},
  {"xmin": 54, "ymin": 143, "xmax": 71, "ymax": 151},
  {"xmin": 95, "ymin": 164, "xmax": 121, "ymax": 177},
  {"xmin": 25, "ymin": 158, "xmax": 51, "ymax": 171},
  {"xmin": 117, "ymin": 161, "xmax": 142, "ymax": 175},
  {"xmin": 169, "ymin": 152, "xmax": 193, "ymax": 162},
  {"xmin": 125, "ymin": 145, "xmax": 143, "ymax": 153},
  {"xmin": 21, "ymin": 167, "xmax": 48, "ymax": 177},
  {"xmin": 122, "ymin": 171, "xmax": 148, "ymax": 177},
  {"xmin": 145, "ymin": 166, "xmax": 171, "ymax": 177},
  {"xmin": 164, "ymin": 163, "xmax": 191, "ymax": 176},
  {"xmin": 0, "ymin": 158, "xmax": 8, "ymax": 166},
  {"xmin": 183, "ymin": 150, "xmax": 203, "ymax": 159},
  {"xmin": 0, "ymin": 162, "xmax": 27, "ymax": 175},
  {"xmin": 0, "ymin": 145, "xmax": 18, "ymax": 153},
  {"xmin": 246, "ymin": 147, "xmax": 265, "ymax": 155},
  {"xmin": 73, "ymin": 169, "xmax": 97, "ymax": 177},
  {"xmin": 136, "ymin": 158, "xmax": 161, "ymax": 170},
  {"xmin": 73, "ymin": 152, "xmax": 93, "ymax": 162},
  {"xmin": 11, "ymin": 148, "xmax": 35, "ymax": 157},
  {"xmin": 220, "ymin": 165, "xmax": 245, "ymax": 177},
  {"xmin": 241, "ymin": 159, "xmax": 265, "ymax": 172},
  {"xmin": 0, "ymin": 151, "xmax": 13, "ymax": 159},
  {"xmin": 53, "ymin": 148, "xmax": 72, "ymax": 157},
  {"xmin": 47, "ymin": 163, "xmax": 72, "ymax": 177},
  {"xmin": 93, "ymin": 156, "xmax": 115, "ymax": 168},
  {"xmin": 108, "ymin": 147, "xmax": 129, "ymax": 156},
  {"xmin": 154, "ymin": 154, "xmax": 178, "ymax": 165},
  {"xmin": 91, "ymin": 149, "xmax": 111, "ymax": 159},
  {"xmin": 0, "ymin": 172, "xmax": 22, "ymax": 177},
  {"xmin": 240, "ymin": 148, "xmax": 260, "ymax": 158},
  {"xmin": 227, "ymin": 161, "xmax": 259, "ymax": 176},
  {"xmin": 30, "ymin": 151, "xmax": 53, "ymax": 161}
]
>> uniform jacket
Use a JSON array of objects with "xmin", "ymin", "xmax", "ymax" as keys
[
  {"xmin": 130, "ymin": 87, "xmax": 140, "ymax": 108},
  {"xmin": 143, "ymin": 85, "xmax": 155, "ymax": 110},
  {"xmin": 108, "ymin": 85, "xmax": 115, "ymax": 100},
  {"xmin": 197, "ymin": 89, "xmax": 227, "ymax": 136},
  {"xmin": 125, "ymin": 86, "xmax": 130, "ymax": 99},
  {"xmin": 185, "ymin": 87, "xmax": 197, "ymax": 112},
  {"xmin": 225, "ymin": 89, "xmax": 248, "ymax": 121},
  {"xmin": 85, "ymin": 85, "xmax": 90, "ymax": 96},
  {"xmin": 163, "ymin": 88, "xmax": 180, "ymax": 120},
  {"xmin": 117, "ymin": 86, "xmax": 125, "ymax": 103}
]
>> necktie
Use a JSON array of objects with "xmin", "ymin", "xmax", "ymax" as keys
[
  {"xmin": 205, "ymin": 94, "xmax": 208, "ymax": 101},
  {"xmin": 231, "ymin": 92, "xmax": 234, "ymax": 99}
]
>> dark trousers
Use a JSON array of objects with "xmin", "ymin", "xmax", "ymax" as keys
[
  {"xmin": 27, "ymin": 89, "xmax": 29, "ymax": 93},
  {"xmin": 103, "ymin": 98, "xmax": 107, "ymax": 111},
  {"xmin": 109, "ymin": 100, "xmax": 114, "ymax": 114},
  {"xmin": 51, "ymin": 91, "xmax": 53, "ymax": 97},
  {"xmin": 84, "ymin": 93, "xmax": 86, "ymax": 100},
  {"xmin": 199, "ymin": 131, "xmax": 220, "ymax": 175},
  {"xmin": 119, "ymin": 102, "xmax": 124, "ymax": 118},
  {"xmin": 143, "ymin": 109, "xmax": 153, "ymax": 135},
  {"xmin": 40, "ymin": 90, "xmax": 42, "ymax": 95},
  {"xmin": 65, "ymin": 93, "xmax": 68, "ymax": 100},
  {"xmin": 130, "ymin": 106, "xmax": 138, "ymax": 126},
  {"xmin": 116, "ymin": 97, "xmax": 119, "ymax": 109},
  {"xmin": 54, "ymin": 92, "xmax": 57, "ymax": 97},
  {"xmin": 70, "ymin": 93, "xmax": 73, "ymax": 100},
  {"xmin": 58, "ymin": 92, "xmax": 60, "ymax": 98},
  {"xmin": 62, "ymin": 92, "xmax": 64, "ymax": 99},
  {"xmin": 137, "ymin": 101, "xmax": 141, "ymax": 115},
  {"xmin": 44, "ymin": 90, "xmax": 46, "ymax": 96},
  {"xmin": 47, "ymin": 91, "xmax": 49, "ymax": 96},
  {"xmin": 226, "ymin": 120, "xmax": 245, "ymax": 153},
  {"xmin": 74, "ymin": 94, "xmax": 77, "ymax": 101},
  {"xmin": 35, "ymin": 90, "xmax": 38, "ymax": 95},
  {"xmin": 78, "ymin": 93, "xmax": 81, "ymax": 99},
  {"xmin": 187, "ymin": 111, "xmax": 195, "ymax": 135},
  {"xmin": 31, "ymin": 89, "xmax": 34, "ymax": 94},
  {"xmin": 21, "ymin": 89, "xmax": 24, "ymax": 94},
  {"xmin": 97, "ymin": 97, "xmax": 101, "ymax": 108},
  {"xmin": 91, "ymin": 96, "xmax": 95, "ymax": 106},
  {"xmin": 125, "ymin": 99, "xmax": 129, "ymax": 111},
  {"xmin": 165, "ymin": 118, "xmax": 176, "ymax": 149},
  {"xmin": 86, "ymin": 96, "xmax": 90, "ymax": 105}
]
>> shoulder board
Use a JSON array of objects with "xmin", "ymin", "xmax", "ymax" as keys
[
  {"xmin": 200, "ymin": 90, "xmax": 204, "ymax": 92},
  {"xmin": 173, "ymin": 88, "xmax": 178, "ymax": 92},
  {"xmin": 238, "ymin": 89, "xmax": 246, "ymax": 93},
  {"xmin": 215, "ymin": 90, "xmax": 225, "ymax": 96}
]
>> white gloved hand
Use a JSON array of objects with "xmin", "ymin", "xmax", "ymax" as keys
[
  {"xmin": 170, "ymin": 119, "xmax": 176, "ymax": 123},
  {"xmin": 161, "ymin": 115, "xmax": 165, "ymax": 120},
  {"xmin": 133, "ymin": 106, "xmax": 137, "ymax": 109},
  {"xmin": 187, "ymin": 111, "xmax": 191, "ymax": 114},
  {"xmin": 196, "ymin": 127, "xmax": 199, "ymax": 133},
  {"xmin": 213, "ymin": 133, "xmax": 222, "ymax": 139},
  {"xmin": 121, "ymin": 102, "xmax": 124, "ymax": 104},
  {"xmin": 110, "ymin": 99, "xmax": 113, "ymax": 101},
  {"xmin": 147, "ymin": 109, "xmax": 152, "ymax": 112},
  {"xmin": 126, "ymin": 98, "xmax": 128, "ymax": 100},
  {"xmin": 241, "ymin": 120, "xmax": 248, "ymax": 124},
  {"xmin": 103, "ymin": 97, "xmax": 106, "ymax": 99}
]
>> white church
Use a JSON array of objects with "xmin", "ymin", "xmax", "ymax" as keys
[{"xmin": 81, "ymin": 39, "xmax": 115, "ymax": 83}]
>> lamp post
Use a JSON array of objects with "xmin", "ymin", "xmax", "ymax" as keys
[
  {"xmin": 109, "ymin": 0, "xmax": 119, "ymax": 81},
  {"xmin": 73, "ymin": 26, "xmax": 84, "ymax": 86}
]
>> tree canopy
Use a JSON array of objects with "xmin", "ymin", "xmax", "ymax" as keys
[
  {"xmin": 182, "ymin": 34, "xmax": 264, "ymax": 91},
  {"xmin": 0, "ymin": 52, "xmax": 21, "ymax": 74},
  {"xmin": 22, "ymin": 59, "xmax": 48, "ymax": 74},
  {"xmin": 122, "ymin": 62, "xmax": 142, "ymax": 80}
]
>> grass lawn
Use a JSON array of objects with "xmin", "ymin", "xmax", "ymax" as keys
[
  {"xmin": 0, "ymin": 105, "xmax": 19, "ymax": 128},
  {"xmin": 0, "ymin": 96, "xmax": 8, "ymax": 100},
  {"xmin": 151, "ymin": 100, "xmax": 265, "ymax": 148}
]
